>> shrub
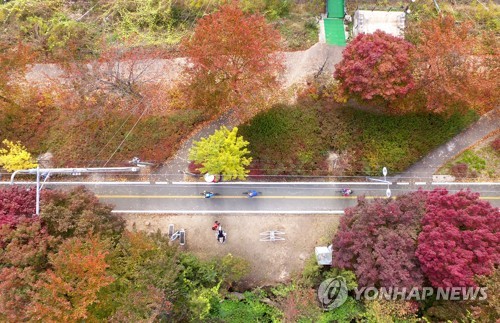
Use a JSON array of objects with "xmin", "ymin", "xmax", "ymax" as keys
[
  {"xmin": 0, "ymin": 187, "xmax": 36, "ymax": 227},
  {"xmin": 451, "ymin": 163, "xmax": 469, "ymax": 178},
  {"xmin": 491, "ymin": 137, "xmax": 500, "ymax": 152},
  {"xmin": 240, "ymin": 103, "xmax": 477, "ymax": 176},
  {"xmin": 457, "ymin": 150, "xmax": 486, "ymax": 172},
  {"xmin": 216, "ymin": 291, "xmax": 283, "ymax": 322}
]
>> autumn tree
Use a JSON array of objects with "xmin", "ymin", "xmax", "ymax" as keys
[
  {"xmin": 188, "ymin": 126, "xmax": 252, "ymax": 180},
  {"xmin": 0, "ymin": 218, "xmax": 55, "ymax": 271},
  {"xmin": 0, "ymin": 187, "xmax": 36, "ymax": 227},
  {"xmin": 0, "ymin": 267, "xmax": 37, "ymax": 322},
  {"xmin": 332, "ymin": 191, "xmax": 428, "ymax": 289},
  {"xmin": 334, "ymin": 30, "xmax": 415, "ymax": 104},
  {"xmin": 416, "ymin": 189, "xmax": 499, "ymax": 288},
  {"xmin": 411, "ymin": 15, "xmax": 499, "ymax": 114},
  {"xmin": 181, "ymin": 2, "xmax": 283, "ymax": 114},
  {"xmin": 29, "ymin": 236, "xmax": 114, "ymax": 321},
  {"xmin": 0, "ymin": 139, "xmax": 37, "ymax": 172},
  {"xmin": 41, "ymin": 186, "xmax": 125, "ymax": 241},
  {"xmin": 0, "ymin": 219, "xmax": 55, "ymax": 322},
  {"xmin": 89, "ymin": 231, "xmax": 180, "ymax": 321},
  {"xmin": 473, "ymin": 269, "xmax": 500, "ymax": 322}
]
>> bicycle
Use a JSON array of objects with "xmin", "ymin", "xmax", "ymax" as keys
[
  {"xmin": 339, "ymin": 189, "xmax": 354, "ymax": 197},
  {"xmin": 242, "ymin": 190, "xmax": 262, "ymax": 198},
  {"xmin": 201, "ymin": 191, "xmax": 218, "ymax": 198}
]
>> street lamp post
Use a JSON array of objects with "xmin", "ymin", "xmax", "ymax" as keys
[
  {"xmin": 368, "ymin": 167, "xmax": 392, "ymax": 198},
  {"xmin": 382, "ymin": 167, "xmax": 391, "ymax": 198},
  {"xmin": 10, "ymin": 166, "xmax": 141, "ymax": 216},
  {"xmin": 35, "ymin": 165, "xmax": 40, "ymax": 215}
]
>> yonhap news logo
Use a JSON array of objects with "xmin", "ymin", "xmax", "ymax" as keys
[
  {"xmin": 352, "ymin": 286, "xmax": 488, "ymax": 301},
  {"xmin": 317, "ymin": 277, "xmax": 348, "ymax": 310},
  {"xmin": 317, "ymin": 278, "xmax": 488, "ymax": 311}
]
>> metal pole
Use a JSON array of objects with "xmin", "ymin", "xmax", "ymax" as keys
[{"xmin": 35, "ymin": 165, "xmax": 40, "ymax": 216}]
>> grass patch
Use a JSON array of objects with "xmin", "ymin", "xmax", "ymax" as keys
[
  {"xmin": 274, "ymin": 13, "xmax": 320, "ymax": 51},
  {"xmin": 239, "ymin": 105, "xmax": 325, "ymax": 175},
  {"xmin": 240, "ymin": 103, "xmax": 478, "ymax": 176},
  {"xmin": 439, "ymin": 135, "xmax": 500, "ymax": 180}
]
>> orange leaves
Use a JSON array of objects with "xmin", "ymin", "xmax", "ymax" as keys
[
  {"xmin": 413, "ymin": 15, "xmax": 500, "ymax": 114},
  {"xmin": 30, "ymin": 236, "xmax": 114, "ymax": 322},
  {"xmin": 181, "ymin": 2, "xmax": 283, "ymax": 115}
]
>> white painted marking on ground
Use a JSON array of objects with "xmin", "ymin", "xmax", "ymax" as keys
[
  {"xmin": 415, "ymin": 182, "xmax": 427, "ymax": 185},
  {"xmin": 112, "ymin": 210, "xmax": 345, "ymax": 214},
  {"xmin": 396, "ymin": 182, "xmax": 410, "ymax": 185},
  {"xmin": 170, "ymin": 181, "xmax": 391, "ymax": 186},
  {"xmin": 1, "ymin": 181, "xmax": 150, "ymax": 185},
  {"xmin": 431, "ymin": 182, "xmax": 500, "ymax": 186}
]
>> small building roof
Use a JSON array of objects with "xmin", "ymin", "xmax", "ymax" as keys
[
  {"xmin": 315, "ymin": 246, "xmax": 333, "ymax": 265},
  {"xmin": 353, "ymin": 10, "xmax": 406, "ymax": 37}
]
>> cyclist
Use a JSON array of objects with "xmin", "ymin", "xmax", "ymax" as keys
[
  {"xmin": 341, "ymin": 188, "xmax": 353, "ymax": 196},
  {"xmin": 247, "ymin": 190, "xmax": 259, "ymax": 198},
  {"xmin": 203, "ymin": 191, "xmax": 215, "ymax": 198}
]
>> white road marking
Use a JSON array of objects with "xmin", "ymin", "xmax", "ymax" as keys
[
  {"xmin": 112, "ymin": 210, "xmax": 345, "ymax": 214},
  {"xmin": 169, "ymin": 181, "xmax": 391, "ymax": 185},
  {"xmin": 431, "ymin": 182, "xmax": 500, "ymax": 185}
]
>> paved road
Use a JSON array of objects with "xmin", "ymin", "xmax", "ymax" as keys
[{"xmin": 5, "ymin": 181, "xmax": 498, "ymax": 213}]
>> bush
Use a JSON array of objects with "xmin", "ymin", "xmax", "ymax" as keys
[
  {"xmin": 451, "ymin": 163, "xmax": 469, "ymax": 178},
  {"xmin": 239, "ymin": 105, "xmax": 324, "ymax": 175},
  {"xmin": 216, "ymin": 291, "xmax": 283, "ymax": 322},
  {"xmin": 456, "ymin": 150, "xmax": 486, "ymax": 172}
]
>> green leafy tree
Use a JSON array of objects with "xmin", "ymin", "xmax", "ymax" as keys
[
  {"xmin": 217, "ymin": 253, "xmax": 250, "ymax": 288},
  {"xmin": 189, "ymin": 284, "xmax": 222, "ymax": 321},
  {"xmin": 188, "ymin": 126, "xmax": 252, "ymax": 180},
  {"xmin": 0, "ymin": 139, "xmax": 37, "ymax": 172},
  {"xmin": 89, "ymin": 231, "xmax": 180, "ymax": 321}
]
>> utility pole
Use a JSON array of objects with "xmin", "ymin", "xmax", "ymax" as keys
[{"xmin": 10, "ymin": 166, "xmax": 140, "ymax": 216}]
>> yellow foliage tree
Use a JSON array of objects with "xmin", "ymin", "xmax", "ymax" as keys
[{"xmin": 0, "ymin": 139, "xmax": 37, "ymax": 172}]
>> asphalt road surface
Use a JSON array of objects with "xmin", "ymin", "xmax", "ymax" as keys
[{"xmin": 4, "ymin": 181, "xmax": 498, "ymax": 213}]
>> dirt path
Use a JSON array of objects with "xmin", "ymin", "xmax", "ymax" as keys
[
  {"xmin": 124, "ymin": 213, "xmax": 341, "ymax": 289},
  {"xmin": 26, "ymin": 43, "xmax": 344, "ymax": 88}
]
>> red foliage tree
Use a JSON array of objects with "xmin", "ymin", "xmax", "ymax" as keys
[
  {"xmin": 334, "ymin": 30, "xmax": 415, "ymax": 103},
  {"xmin": 0, "ymin": 187, "xmax": 36, "ymax": 227},
  {"xmin": 412, "ymin": 15, "xmax": 499, "ymax": 114},
  {"xmin": 416, "ymin": 189, "xmax": 500, "ymax": 288},
  {"xmin": 181, "ymin": 2, "xmax": 283, "ymax": 115},
  {"xmin": 332, "ymin": 191, "xmax": 428, "ymax": 288}
]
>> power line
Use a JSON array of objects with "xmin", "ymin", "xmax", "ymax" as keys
[{"xmin": 103, "ymin": 100, "xmax": 149, "ymax": 166}]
